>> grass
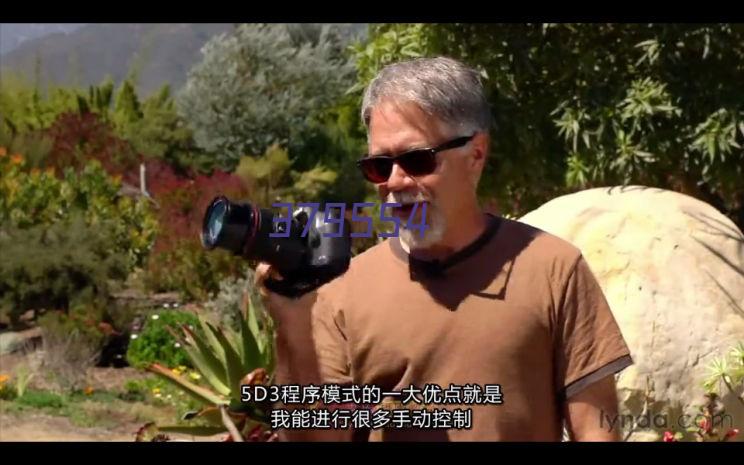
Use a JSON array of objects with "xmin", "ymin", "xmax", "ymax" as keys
[
  {"xmin": 1, "ymin": 365, "xmax": 207, "ymax": 437},
  {"xmin": 0, "ymin": 385, "xmax": 178, "ymax": 430},
  {"xmin": 15, "ymin": 390, "xmax": 66, "ymax": 409}
]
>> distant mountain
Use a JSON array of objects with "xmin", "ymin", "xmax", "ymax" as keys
[
  {"xmin": 0, "ymin": 24, "xmax": 87, "ymax": 55},
  {"xmin": 0, "ymin": 23, "xmax": 368, "ymax": 97},
  {"xmin": 1, "ymin": 24, "xmax": 235, "ymax": 97}
]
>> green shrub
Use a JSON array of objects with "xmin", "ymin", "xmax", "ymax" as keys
[
  {"xmin": 16, "ymin": 390, "xmax": 67, "ymax": 409},
  {"xmin": 0, "ymin": 158, "xmax": 157, "ymax": 267},
  {"xmin": 202, "ymin": 273, "xmax": 250, "ymax": 332},
  {"xmin": 126, "ymin": 310, "xmax": 199, "ymax": 369},
  {"xmin": 0, "ymin": 156, "xmax": 157, "ymax": 327},
  {"xmin": 0, "ymin": 215, "xmax": 129, "ymax": 326},
  {"xmin": 143, "ymin": 241, "xmax": 246, "ymax": 303},
  {"xmin": 0, "ymin": 378, "xmax": 17, "ymax": 401},
  {"xmin": 120, "ymin": 376, "xmax": 201, "ymax": 422},
  {"xmin": 37, "ymin": 310, "xmax": 107, "ymax": 391},
  {"xmin": 120, "ymin": 379, "xmax": 147, "ymax": 402},
  {"xmin": 68, "ymin": 389, "xmax": 119, "ymax": 404},
  {"xmin": 177, "ymin": 24, "xmax": 355, "ymax": 168}
]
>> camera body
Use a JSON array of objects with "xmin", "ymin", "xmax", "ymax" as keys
[{"xmin": 201, "ymin": 196, "xmax": 351, "ymax": 297}]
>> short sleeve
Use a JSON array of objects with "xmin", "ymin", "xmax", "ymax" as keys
[
  {"xmin": 311, "ymin": 288, "xmax": 353, "ymax": 386},
  {"xmin": 553, "ymin": 255, "xmax": 633, "ymax": 400}
]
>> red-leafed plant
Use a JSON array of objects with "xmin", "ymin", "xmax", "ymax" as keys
[
  {"xmin": 142, "ymin": 162, "xmax": 252, "ymax": 302},
  {"xmin": 44, "ymin": 111, "xmax": 141, "ymax": 176}
]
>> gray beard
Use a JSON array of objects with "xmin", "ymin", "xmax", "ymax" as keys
[{"xmin": 399, "ymin": 204, "xmax": 447, "ymax": 251}]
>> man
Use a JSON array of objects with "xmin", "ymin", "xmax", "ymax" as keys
[{"xmin": 257, "ymin": 56, "xmax": 633, "ymax": 441}]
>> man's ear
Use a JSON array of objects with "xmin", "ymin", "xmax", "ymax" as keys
[
  {"xmin": 470, "ymin": 131, "xmax": 490, "ymax": 167},
  {"xmin": 468, "ymin": 131, "xmax": 489, "ymax": 184}
]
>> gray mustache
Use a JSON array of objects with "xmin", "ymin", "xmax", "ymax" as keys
[{"xmin": 386, "ymin": 193, "xmax": 431, "ymax": 204}]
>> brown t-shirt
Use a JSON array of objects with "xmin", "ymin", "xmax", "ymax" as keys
[{"xmin": 310, "ymin": 215, "xmax": 632, "ymax": 441}]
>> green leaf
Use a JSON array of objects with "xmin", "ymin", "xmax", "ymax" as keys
[
  {"xmin": 246, "ymin": 295, "xmax": 266, "ymax": 355},
  {"xmin": 183, "ymin": 406, "xmax": 224, "ymax": 426},
  {"xmin": 147, "ymin": 363, "xmax": 226, "ymax": 406},
  {"xmin": 208, "ymin": 323, "xmax": 246, "ymax": 396},
  {"xmin": 198, "ymin": 316, "xmax": 226, "ymax": 362},
  {"xmin": 582, "ymin": 131, "xmax": 591, "ymax": 149},
  {"xmin": 181, "ymin": 344, "xmax": 231, "ymax": 396},
  {"xmin": 164, "ymin": 325, "xmax": 229, "ymax": 395},
  {"xmin": 239, "ymin": 310, "xmax": 262, "ymax": 374},
  {"xmin": 158, "ymin": 425, "xmax": 227, "ymax": 436},
  {"xmin": 246, "ymin": 295, "xmax": 261, "ymax": 339},
  {"xmin": 731, "ymin": 342, "xmax": 744, "ymax": 362},
  {"xmin": 182, "ymin": 324, "xmax": 229, "ymax": 389},
  {"xmin": 708, "ymin": 138, "xmax": 717, "ymax": 160}
]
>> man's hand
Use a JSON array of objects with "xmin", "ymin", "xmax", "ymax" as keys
[
  {"xmin": 255, "ymin": 263, "xmax": 317, "ymax": 329},
  {"xmin": 254, "ymin": 262, "xmax": 320, "ymax": 385},
  {"xmin": 564, "ymin": 374, "xmax": 623, "ymax": 441},
  {"xmin": 255, "ymin": 263, "xmax": 352, "ymax": 441}
]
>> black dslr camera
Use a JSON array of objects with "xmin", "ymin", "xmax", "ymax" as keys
[{"xmin": 201, "ymin": 196, "xmax": 352, "ymax": 298}]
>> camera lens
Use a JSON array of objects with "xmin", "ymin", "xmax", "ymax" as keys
[
  {"xmin": 201, "ymin": 196, "xmax": 309, "ymax": 276},
  {"xmin": 205, "ymin": 198, "xmax": 227, "ymax": 246},
  {"xmin": 201, "ymin": 196, "xmax": 257, "ymax": 253}
]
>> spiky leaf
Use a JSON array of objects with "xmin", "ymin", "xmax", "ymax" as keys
[
  {"xmin": 181, "ymin": 324, "xmax": 229, "ymax": 387},
  {"xmin": 238, "ymin": 309, "xmax": 262, "ymax": 374},
  {"xmin": 158, "ymin": 425, "xmax": 228, "ymax": 436},
  {"xmin": 148, "ymin": 363, "xmax": 226, "ymax": 406},
  {"xmin": 208, "ymin": 323, "xmax": 246, "ymax": 396},
  {"xmin": 198, "ymin": 316, "xmax": 226, "ymax": 359},
  {"xmin": 183, "ymin": 406, "xmax": 226, "ymax": 426},
  {"xmin": 180, "ymin": 344, "xmax": 231, "ymax": 396}
]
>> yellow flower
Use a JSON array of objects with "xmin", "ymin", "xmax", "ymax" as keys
[
  {"xmin": 0, "ymin": 374, "xmax": 9, "ymax": 384},
  {"xmin": 188, "ymin": 371, "xmax": 201, "ymax": 381},
  {"xmin": 84, "ymin": 386, "xmax": 94, "ymax": 395},
  {"xmin": 171, "ymin": 365, "xmax": 187, "ymax": 376},
  {"xmin": 152, "ymin": 387, "xmax": 161, "ymax": 394}
]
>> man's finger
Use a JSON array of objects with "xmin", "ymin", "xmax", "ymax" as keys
[
  {"xmin": 255, "ymin": 262, "xmax": 272, "ymax": 286},
  {"xmin": 254, "ymin": 263, "xmax": 274, "ymax": 300}
]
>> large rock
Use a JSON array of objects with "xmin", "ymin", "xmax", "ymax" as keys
[
  {"xmin": 519, "ymin": 186, "xmax": 744, "ymax": 441},
  {"xmin": 0, "ymin": 327, "xmax": 42, "ymax": 355}
]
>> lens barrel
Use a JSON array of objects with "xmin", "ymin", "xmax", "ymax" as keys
[{"xmin": 201, "ymin": 196, "xmax": 258, "ymax": 254}]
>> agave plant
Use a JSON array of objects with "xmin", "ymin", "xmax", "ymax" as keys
[
  {"xmin": 703, "ymin": 341, "xmax": 744, "ymax": 407},
  {"xmin": 138, "ymin": 292, "xmax": 278, "ymax": 442}
]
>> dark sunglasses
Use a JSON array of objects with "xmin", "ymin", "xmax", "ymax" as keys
[{"xmin": 356, "ymin": 134, "xmax": 476, "ymax": 183}]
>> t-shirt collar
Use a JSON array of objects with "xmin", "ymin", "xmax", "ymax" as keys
[{"xmin": 389, "ymin": 213, "xmax": 502, "ymax": 278}]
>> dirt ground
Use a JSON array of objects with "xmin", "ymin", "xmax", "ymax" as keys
[
  {"xmin": 0, "ymin": 411, "xmax": 227, "ymax": 441},
  {"xmin": 0, "ymin": 351, "xmax": 151, "ymax": 392},
  {"xmin": 0, "ymin": 352, "xmax": 225, "ymax": 442},
  {"xmin": 0, "ymin": 411, "xmax": 139, "ymax": 441}
]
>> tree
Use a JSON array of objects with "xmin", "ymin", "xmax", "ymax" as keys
[
  {"xmin": 176, "ymin": 23, "xmax": 356, "ymax": 171},
  {"xmin": 352, "ymin": 24, "xmax": 744, "ymax": 229},
  {"xmin": 113, "ymin": 79, "xmax": 143, "ymax": 127},
  {"xmin": 234, "ymin": 143, "xmax": 339, "ymax": 206}
]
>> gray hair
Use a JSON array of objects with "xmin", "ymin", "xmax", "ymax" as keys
[{"xmin": 361, "ymin": 56, "xmax": 491, "ymax": 135}]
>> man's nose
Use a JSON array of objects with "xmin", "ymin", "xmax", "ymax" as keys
[{"xmin": 385, "ymin": 163, "xmax": 417, "ymax": 192}]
